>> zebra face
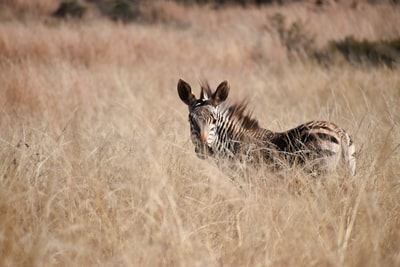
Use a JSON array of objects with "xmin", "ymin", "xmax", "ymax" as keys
[
  {"xmin": 188, "ymin": 106, "xmax": 218, "ymax": 158},
  {"xmin": 177, "ymin": 79, "xmax": 230, "ymax": 159}
]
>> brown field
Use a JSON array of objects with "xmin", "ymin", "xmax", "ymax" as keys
[{"xmin": 0, "ymin": 1, "xmax": 400, "ymax": 266}]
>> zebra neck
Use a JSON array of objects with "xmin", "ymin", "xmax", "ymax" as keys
[{"xmin": 216, "ymin": 102, "xmax": 260, "ymax": 131}]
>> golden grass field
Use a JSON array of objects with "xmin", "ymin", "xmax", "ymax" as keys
[{"xmin": 0, "ymin": 1, "xmax": 400, "ymax": 266}]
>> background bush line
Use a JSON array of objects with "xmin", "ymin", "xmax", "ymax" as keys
[
  {"xmin": 52, "ymin": 1, "xmax": 400, "ymax": 67},
  {"xmin": 11, "ymin": 0, "xmax": 400, "ymax": 68},
  {"xmin": 52, "ymin": 0, "xmax": 400, "ymax": 22},
  {"xmin": 267, "ymin": 12, "xmax": 400, "ymax": 67},
  {"xmin": 315, "ymin": 37, "xmax": 400, "ymax": 68}
]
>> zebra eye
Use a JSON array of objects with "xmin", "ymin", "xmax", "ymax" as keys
[
  {"xmin": 189, "ymin": 117, "xmax": 200, "ymax": 132},
  {"xmin": 211, "ymin": 117, "xmax": 217, "ymax": 124}
]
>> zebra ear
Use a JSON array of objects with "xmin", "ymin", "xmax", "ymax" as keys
[
  {"xmin": 212, "ymin": 81, "xmax": 230, "ymax": 106},
  {"xmin": 177, "ymin": 79, "xmax": 196, "ymax": 106}
]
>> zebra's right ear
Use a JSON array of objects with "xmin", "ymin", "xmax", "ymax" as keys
[
  {"xmin": 212, "ymin": 80, "xmax": 230, "ymax": 106},
  {"xmin": 177, "ymin": 79, "xmax": 196, "ymax": 106}
]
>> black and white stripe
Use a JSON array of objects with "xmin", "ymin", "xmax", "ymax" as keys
[{"xmin": 178, "ymin": 79, "xmax": 356, "ymax": 175}]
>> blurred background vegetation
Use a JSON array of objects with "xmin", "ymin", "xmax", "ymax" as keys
[
  {"xmin": 49, "ymin": 0, "xmax": 400, "ymax": 68},
  {"xmin": 1, "ymin": 0, "xmax": 399, "ymax": 67},
  {"xmin": 49, "ymin": 0, "xmax": 400, "ymax": 22}
]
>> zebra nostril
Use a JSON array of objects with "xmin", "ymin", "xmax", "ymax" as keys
[{"xmin": 200, "ymin": 133, "xmax": 208, "ymax": 143}]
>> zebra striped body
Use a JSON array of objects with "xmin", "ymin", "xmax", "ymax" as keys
[{"xmin": 178, "ymin": 79, "xmax": 356, "ymax": 175}]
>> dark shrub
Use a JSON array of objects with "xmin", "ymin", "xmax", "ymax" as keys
[
  {"xmin": 53, "ymin": 0, "xmax": 86, "ymax": 18},
  {"xmin": 315, "ymin": 37, "xmax": 400, "ymax": 68},
  {"xmin": 109, "ymin": 0, "xmax": 141, "ymax": 22}
]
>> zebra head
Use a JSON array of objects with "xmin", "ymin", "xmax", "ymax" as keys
[{"xmin": 177, "ymin": 79, "xmax": 229, "ymax": 159}]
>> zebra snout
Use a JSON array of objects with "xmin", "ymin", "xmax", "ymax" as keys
[
  {"xmin": 195, "ymin": 144, "xmax": 213, "ymax": 159},
  {"xmin": 196, "ymin": 151, "xmax": 207, "ymax": 160}
]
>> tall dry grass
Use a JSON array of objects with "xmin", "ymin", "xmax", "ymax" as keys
[{"xmin": 0, "ymin": 2, "xmax": 399, "ymax": 266}]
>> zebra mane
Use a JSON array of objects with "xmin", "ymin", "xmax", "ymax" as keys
[
  {"xmin": 199, "ymin": 80, "xmax": 260, "ymax": 130},
  {"xmin": 221, "ymin": 101, "xmax": 260, "ymax": 130},
  {"xmin": 199, "ymin": 80, "xmax": 213, "ymax": 100}
]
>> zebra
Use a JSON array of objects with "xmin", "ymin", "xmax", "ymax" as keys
[{"xmin": 177, "ymin": 79, "xmax": 356, "ymax": 175}]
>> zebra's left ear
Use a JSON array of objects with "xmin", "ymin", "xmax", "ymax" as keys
[
  {"xmin": 177, "ymin": 79, "xmax": 196, "ymax": 106},
  {"xmin": 212, "ymin": 81, "xmax": 230, "ymax": 106}
]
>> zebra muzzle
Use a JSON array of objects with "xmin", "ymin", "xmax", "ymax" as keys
[{"xmin": 195, "ymin": 144, "xmax": 213, "ymax": 159}]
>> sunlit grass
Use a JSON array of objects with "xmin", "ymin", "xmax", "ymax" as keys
[{"xmin": 0, "ymin": 2, "xmax": 399, "ymax": 266}]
